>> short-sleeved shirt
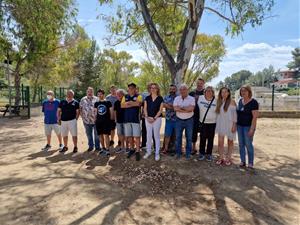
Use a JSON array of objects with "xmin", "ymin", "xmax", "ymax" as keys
[
  {"xmin": 173, "ymin": 95, "xmax": 195, "ymax": 120},
  {"xmin": 122, "ymin": 94, "xmax": 142, "ymax": 123},
  {"xmin": 237, "ymin": 98, "xmax": 259, "ymax": 126},
  {"xmin": 58, "ymin": 99, "xmax": 79, "ymax": 121},
  {"xmin": 145, "ymin": 95, "xmax": 164, "ymax": 118},
  {"xmin": 163, "ymin": 94, "xmax": 177, "ymax": 121},
  {"xmin": 189, "ymin": 89, "xmax": 204, "ymax": 119},
  {"xmin": 114, "ymin": 100, "xmax": 124, "ymax": 123},
  {"xmin": 94, "ymin": 100, "xmax": 112, "ymax": 122},
  {"xmin": 106, "ymin": 94, "xmax": 118, "ymax": 109},
  {"xmin": 42, "ymin": 99, "xmax": 60, "ymax": 124},
  {"xmin": 80, "ymin": 96, "xmax": 98, "ymax": 124},
  {"xmin": 198, "ymin": 95, "xmax": 217, "ymax": 124}
]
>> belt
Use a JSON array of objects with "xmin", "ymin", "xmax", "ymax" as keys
[{"xmin": 176, "ymin": 117, "xmax": 193, "ymax": 121}]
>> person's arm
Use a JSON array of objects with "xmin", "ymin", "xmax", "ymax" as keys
[
  {"xmin": 231, "ymin": 100, "xmax": 237, "ymax": 133},
  {"xmin": 129, "ymin": 95, "xmax": 143, "ymax": 107},
  {"xmin": 110, "ymin": 107, "xmax": 114, "ymax": 120},
  {"xmin": 173, "ymin": 98, "xmax": 185, "ymax": 112},
  {"xmin": 181, "ymin": 105, "xmax": 195, "ymax": 112},
  {"xmin": 121, "ymin": 96, "xmax": 128, "ymax": 108},
  {"xmin": 57, "ymin": 108, "xmax": 61, "ymax": 124},
  {"xmin": 154, "ymin": 102, "xmax": 164, "ymax": 120},
  {"xmin": 248, "ymin": 110, "xmax": 258, "ymax": 137}
]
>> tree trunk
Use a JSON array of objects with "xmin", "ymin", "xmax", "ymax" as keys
[
  {"xmin": 137, "ymin": 0, "xmax": 205, "ymax": 88},
  {"xmin": 14, "ymin": 61, "xmax": 22, "ymax": 106}
]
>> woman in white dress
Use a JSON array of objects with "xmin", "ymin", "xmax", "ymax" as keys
[{"xmin": 215, "ymin": 87, "xmax": 237, "ymax": 166}]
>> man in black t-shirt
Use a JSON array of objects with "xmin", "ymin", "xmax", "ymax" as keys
[
  {"xmin": 57, "ymin": 90, "xmax": 80, "ymax": 153},
  {"xmin": 189, "ymin": 78, "xmax": 205, "ymax": 155},
  {"xmin": 94, "ymin": 89, "xmax": 113, "ymax": 156},
  {"xmin": 114, "ymin": 89, "xmax": 127, "ymax": 153}
]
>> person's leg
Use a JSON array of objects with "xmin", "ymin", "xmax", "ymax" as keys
[
  {"xmin": 93, "ymin": 124, "xmax": 100, "ymax": 149},
  {"xmin": 163, "ymin": 120, "xmax": 171, "ymax": 152},
  {"xmin": 100, "ymin": 135, "xmax": 105, "ymax": 148},
  {"xmin": 175, "ymin": 120, "xmax": 184, "ymax": 157},
  {"xmin": 61, "ymin": 121, "xmax": 68, "ymax": 148},
  {"xmin": 53, "ymin": 124, "xmax": 62, "ymax": 148},
  {"xmin": 217, "ymin": 135, "xmax": 225, "ymax": 162},
  {"xmin": 237, "ymin": 125, "xmax": 246, "ymax": 165},
  {"xmin": 185, "ymin": 118, "xmax": 193, "ymax": 158},
  {"xmin": 199, "ymin": 125, "xmax": 207, "ymax": 157},
  {"xmin": 244, "ymin": 126, "xmax": 254, "ymax": 166},
  {"xmin": 192, "ymin": 117, "xmax": 199, "ymax": 154},
  {"xmin": 70, "ymin": 119, "xmax": 78, "ymax": 148},
  {"xmin": 206, "ymin": 123, "xmax": 216, "ymax": 155},
  {"xmin": 153, "ymin": 117, "xmax": 162, "ymax": 156},
  {"xmin": 145, "ymin": 120, "xmax": 153, "ymax": 155},
  {"xmin": 83, "ymin": 123, "xmax": 94, "ymax": 149},
  {"xmin": 227, "ymin": 139, "xmax": 234, "ymax": 160},
  {"xmin": 104, "ymin": 134, "xmax": 110, "ymax": 149},
  {"xmin": 132, "ymin": 123, "xmax": 141, "ymax": 152},
  {"xmin": 141, "ymin": 118, "xmax": 147, "ymax": 148}
]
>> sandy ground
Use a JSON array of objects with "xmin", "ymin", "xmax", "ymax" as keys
[{"xmin": 0, "ymin": 108, "xmax": 299, "ymax": 225}]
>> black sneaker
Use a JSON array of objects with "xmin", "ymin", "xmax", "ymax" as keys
[
  {"xmin": 59, "ymin": 146, "xmax": 68, "ymax": 153},
  {"xmin": 73, "ymin": 147, "xmax": 78, "ymax": 153},
  {"xmin": 87, "ymin": 147, "xmax": 93, "ymax": 152},
  {"xmin": 98, "ymin": 148, "xmax": 106, "ymax": 155},
  {"xmin": 42, "ymin": 144, "xmax": 51, "ymax": 151},
  {"xmin": 95, "ymin": 148, "xmax": 101, "ymax": 152},
  {"xmin": 135, "ymin": 152, "xmax": 141, "ymax": 161},
  {"xmin": 127, "ymin": 149, "xmax": 135, "ymax": 158},
  {"xmin": 109, "ymin": 140, "xmax": 114, "ymax": 147}
]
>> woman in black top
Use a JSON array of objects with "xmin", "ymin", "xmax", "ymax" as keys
[
  {"xmin": 143, "ymin": 83, "xmax": 164, "ymax": 161},
  {"xmin": 236, "ymin": 85, "xmax": 259, "ymax": 169}
]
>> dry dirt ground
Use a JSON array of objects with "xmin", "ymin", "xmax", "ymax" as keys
[{"xmin": 0, "ymin": 109, "xmax": 299, "ymax": 225}]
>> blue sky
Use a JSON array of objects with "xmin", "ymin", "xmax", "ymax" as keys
[{"xmin": 76, "ymin": 0, "xmax": 300, "ymax": 85}]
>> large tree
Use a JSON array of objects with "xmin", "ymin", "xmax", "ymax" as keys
[
  {"xmin": 99, "ymin": 0, "xmax": 274, "ymax": 86},
  {"xmin": 0, "ymin": 0, "xmax": 76, "ymax": 105}
]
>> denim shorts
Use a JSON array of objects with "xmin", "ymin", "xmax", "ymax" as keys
[
  {"xmin": 164, "ymin": 119, "xmax": 176, "ymax": 137},
  {"xmin": 116, "ymin": 123, "xmax": 125, "ymax": 136},
  {"xmin": 124, "ymin": 123, "xmax": 141, "ymax": 137}
]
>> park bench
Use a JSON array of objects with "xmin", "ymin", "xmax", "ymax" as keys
[{"xmin": 0, "ymin": 104, "xmax": 21, "ymax": 117}]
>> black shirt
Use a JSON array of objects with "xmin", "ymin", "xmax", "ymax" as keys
[
  {"xmin": 94, "ymin": 100, "xmax": 112, "ymax": 122},
  {"xmin": 237, "ymin": 98, "xmax": 259, "ymax": 126},
  {"xmin": 189, "ymin": 89, "xmax": 204, "ymax": 119},
  {"xmin": 59, "ymin": 99, "xmax": 79, "ymax": 121},
  {"xmin": 114, "ymin": 100, "xmax": 124, "ymax": 123},
  {"xmin": 145, "ymin": 95, "xmax": 164, "ymax": 117}
]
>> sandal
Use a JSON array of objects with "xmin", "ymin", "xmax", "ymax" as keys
[
  {"xmin": 162, "ymin": 149, "xmax": 168, "ymax": 155},
  {"xmin": 225, "ymin": 160, "xmax": 232, "ymax": 166},
  {"xmin": 216, "ymin": 159, "xmax": 224, "ymax": 165},
  {"xmin": 239, "ymin": 162, "xmax": 246, "ymax": 168}
]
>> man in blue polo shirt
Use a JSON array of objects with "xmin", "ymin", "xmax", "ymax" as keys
[{"xmin": 42, "ymin": 90, "xmax": 63, "ymax": 151}]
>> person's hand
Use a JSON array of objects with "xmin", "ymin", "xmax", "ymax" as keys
[
  {"xmin": 57, "ymin": 119, "xmax": 61, "ymax": 125},
  {"xmin": 248, "ymin": 129, "xmax": 255, "ymax": 137},
  {"xmin": 147, "ymin": 117, "xmax": 155, "ymax": 123},
  {"xmin": 231, "ymin": 124, "xmax": 237, "ymax": 133}
]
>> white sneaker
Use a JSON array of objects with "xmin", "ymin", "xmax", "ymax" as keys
[
  {"xmin": 155, "ymin": 154, "xmax": 160, "ymax": 161},
  {"xmin": 58, "ymin": 144, "xmax": 64, "ymax": 151},
  {"xmin": 143, "ymin": 152, "xmax": 151, "ymax": 159}
]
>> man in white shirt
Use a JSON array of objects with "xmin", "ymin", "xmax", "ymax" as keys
[{"xmin": 173, "ymin": 84, "xmax": 195, "ymax": 159}]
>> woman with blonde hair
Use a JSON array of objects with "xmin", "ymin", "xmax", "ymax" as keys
[
  {"xmin": 143, "ymin": 83, "xmax": 164, "ymax": 161},
  {"xmin": 215, "ymin": 87, "xmax": 237, "ymax": 166},
  {"xmin": 197, "ymin": 86, "xmax": 217, "ymax": 161}
]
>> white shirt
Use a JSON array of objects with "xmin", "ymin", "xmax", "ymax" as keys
[
  {"xmin": 173, "ymin": 95, "xmax": 195, "ymax": 120},
  {"xmin": 198, "ymin": 95, "xmax": 217, "ymax": 124}
]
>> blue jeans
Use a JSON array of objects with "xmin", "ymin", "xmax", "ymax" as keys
[
  {"xmin": 237, "ymin": 125, "xmax": 254, "ymax": 165},
  {"xmin": 175, "ymin": 117, "xmax": 193, "ymax": 158},
  {"xmin": 83, "ymin": 123, "xmax": 100, "ymax": 149}
]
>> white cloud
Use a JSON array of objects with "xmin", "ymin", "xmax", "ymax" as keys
[
  {"xmin": 77, "ymin": 18, "xmax": 98, "ymax": 24},
  {"xmin": 286, "ymin": 38, "xmax": 300, "ymax": 44},
  {"xmin": 210, "ymin": 43, "xmax": 294, "ymax": 85}
]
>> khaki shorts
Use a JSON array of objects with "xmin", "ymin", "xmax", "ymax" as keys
[
  {"xmin": 61, "ymin": 119, "xmax": 78, "ymax": 137},
  {"xmin": 44, "ymin": 124, "xmax": 61, "ymax": 136}
]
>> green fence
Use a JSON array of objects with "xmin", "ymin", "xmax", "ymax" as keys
[{"xmin": 35, "ymin": 86, "xmax": 68, "ymax": 104}]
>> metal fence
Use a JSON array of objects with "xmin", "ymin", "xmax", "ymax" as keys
[{"xmin": 0, "ymin": 84, "xmax": 30, "ymax": 118}]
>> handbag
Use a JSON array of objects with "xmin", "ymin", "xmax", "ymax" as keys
[{"xmin": 199, "ymin": 97, "xmax": 215, "ymax": 133}]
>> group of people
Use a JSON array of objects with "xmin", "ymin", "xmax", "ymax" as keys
[{"xmin": 42, "ymin": 78, "xmax": 259, "ymax": 168}]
